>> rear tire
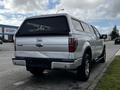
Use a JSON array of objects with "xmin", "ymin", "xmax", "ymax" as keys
[{"xmin": 77, "ymin": 52, "xmax": 91, "ymax": 81}]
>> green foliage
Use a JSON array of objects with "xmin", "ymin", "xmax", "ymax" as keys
[
  {"xmin": 95, "ymin": 57, "xmax": 120, "ymax": 90},
  {"xmin": 110, "ymin": 25, "xmax": 119, "ymax": 40}
]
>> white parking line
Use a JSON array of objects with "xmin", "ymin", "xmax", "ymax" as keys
[
  {"xmin": 13, "ymin": 70, "xmax": 48, "ymax": 86},
  {"xmin": 13, "ymin": 79, "xmax": 29, "ymax": 86},
  {"xmin": 115, "ymin": 49, "xmax": 120, "ymax": 56}
]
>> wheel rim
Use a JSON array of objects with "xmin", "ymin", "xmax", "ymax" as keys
[{"xmin": 85, "ymin": 55, "xmax": 90, "ymax": 76}]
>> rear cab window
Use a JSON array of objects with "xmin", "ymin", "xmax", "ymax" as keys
[{"xmin": 16, "ymin": 15, "xmax": 70, "ymax": 37}]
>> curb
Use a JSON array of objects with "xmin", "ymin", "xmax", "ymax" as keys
[{"xmin": 87, "ymin": 48, "xmax": 120, "ymax": 90}]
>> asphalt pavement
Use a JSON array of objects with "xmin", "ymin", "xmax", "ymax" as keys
[{"xmin": 0, "ymin": 41, "xmax": 119, "ymax": 90}]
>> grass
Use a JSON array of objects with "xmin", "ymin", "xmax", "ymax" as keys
[{"xmin": 95, "ymin": 56, "xmax": 120, "ymax": 90}]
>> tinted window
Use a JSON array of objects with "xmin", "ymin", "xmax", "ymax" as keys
[
  {"xmin": 72, "ymin": 19, "xmax": 83, "ymax": 32},
  {"xmin": 16, "ymin": 16, "xmax": 70, "ymax": 36},
  {"xmin": 81, "ymin": 22, "xmax": 91, "ymax": 33}
]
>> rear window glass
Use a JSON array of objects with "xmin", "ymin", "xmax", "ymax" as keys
[{"xmin": 16, "ymin": 16, "xmax": 70, "ymax": 36}]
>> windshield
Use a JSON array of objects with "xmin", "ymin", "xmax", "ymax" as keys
[{"xmin": 16, "ymin": 16, "xmax": 70, "ymax": 36}]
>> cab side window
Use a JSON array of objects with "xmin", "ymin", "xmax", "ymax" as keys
[
  {"xmin": 72, "ymin": 19, "xmax": 84, "ymax": 32},
  {"xmin": 88, "ymin": 25, "xmax": 95, "ymax": 34},
  {"xmin": 81, "ymin": 22, "xmax": 91, "ymax": 33},
  {"xmin": 92, "ymin": 26, "xmax": 101, "ymax": 39}
]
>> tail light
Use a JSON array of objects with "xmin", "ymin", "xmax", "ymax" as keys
[{"xmin": 69, "ymin": 38, "xmax": 78, "ymax": 52}]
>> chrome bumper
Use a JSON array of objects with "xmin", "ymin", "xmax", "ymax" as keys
[
  {"xmin": 12, "ymin": 58, "xmax": 82, "ymax": 69},
  {"xmin": 51, "ymin": 58, "xmax": 82, "ymax": 69},
  {"xmin": 12, "ymin": 58, "xmax": 26, "ymax": 66}
]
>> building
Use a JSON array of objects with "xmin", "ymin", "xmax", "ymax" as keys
[{"xmin": 0, "ymin": 24, "xmax": 18, "ymax": 42}]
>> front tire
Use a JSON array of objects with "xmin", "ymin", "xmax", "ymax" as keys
[{"xmin": 77, "ymin": 53, "xmax": 91, "ymax": 81}]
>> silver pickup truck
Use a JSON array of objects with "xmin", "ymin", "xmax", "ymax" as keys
[{"xmin": 12, "ymin": 13, "xmax": 107, "ymax": 81}]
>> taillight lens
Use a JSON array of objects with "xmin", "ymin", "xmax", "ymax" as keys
[{"xmin": 69, "ymin": 38, "xmax": 78, "ymax": 52}]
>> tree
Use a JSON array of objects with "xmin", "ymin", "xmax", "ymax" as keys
[{"xmin": 110, "ymin": 25, "xmax": 119, "ymax": 40}]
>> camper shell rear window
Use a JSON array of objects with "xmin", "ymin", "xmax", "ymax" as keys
[{"xmin": 16, "ymin": 16, "xmax": 70, "ymax": 36}]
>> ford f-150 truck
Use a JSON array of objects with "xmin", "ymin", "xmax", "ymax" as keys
[{"xmin": 12, "ymin": 13, "xmax": 107, "ymax": 81}]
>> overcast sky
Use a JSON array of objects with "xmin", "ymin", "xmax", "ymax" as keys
[{"xmin": 0, "ymin": 0, "xmax": 120, "ymax": 34}]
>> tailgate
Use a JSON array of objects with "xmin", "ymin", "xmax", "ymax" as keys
[{"xmin": 15, "ymin": 36, "xmax": 69, "ymax": 59}]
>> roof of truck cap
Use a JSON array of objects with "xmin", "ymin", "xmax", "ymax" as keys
[
  {"xmin": 26, "ymin": 13, "xmax": 69, "ymax": 20},
  {"xmin": 24, "ymin": 13, "xmax": 91, "ymax": 26}
]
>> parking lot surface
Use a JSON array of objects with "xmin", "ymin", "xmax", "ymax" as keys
[{"xmin": 0, "ymin": 41, "xmax": 119, "ymax": 90}]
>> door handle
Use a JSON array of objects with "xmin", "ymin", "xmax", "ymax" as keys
[
  {"xmin": 36, "ymin": 44, "xmax": 43, "ymax": 47},
  {"xmin": 17, "ymin": 44, "xmax": 23, "ymax": 46}
]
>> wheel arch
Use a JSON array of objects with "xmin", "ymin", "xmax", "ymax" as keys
[
  {"xmin": 83, "ymin": 46, "xmax": 92, "ymax": 60},
  {"xmin": 81, "ymin": 42, "xmax": 92, "ymax": 60}
]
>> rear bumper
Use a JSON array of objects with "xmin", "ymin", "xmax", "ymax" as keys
[
  {"xmin": 51, "ymin": 59, "xmax": 82, "ymax": 69},
  {"xmin": 12, "ymin": 57, "xmax": 82, "ymax": 70},
  {"xmin": 12, "ymin": 58, "xmax": 26, "ymax": 66}
]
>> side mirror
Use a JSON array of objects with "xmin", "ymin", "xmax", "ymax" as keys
[{"xmin": 100, "ymin": 34, "xmax": 107, "ymax": 39}]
